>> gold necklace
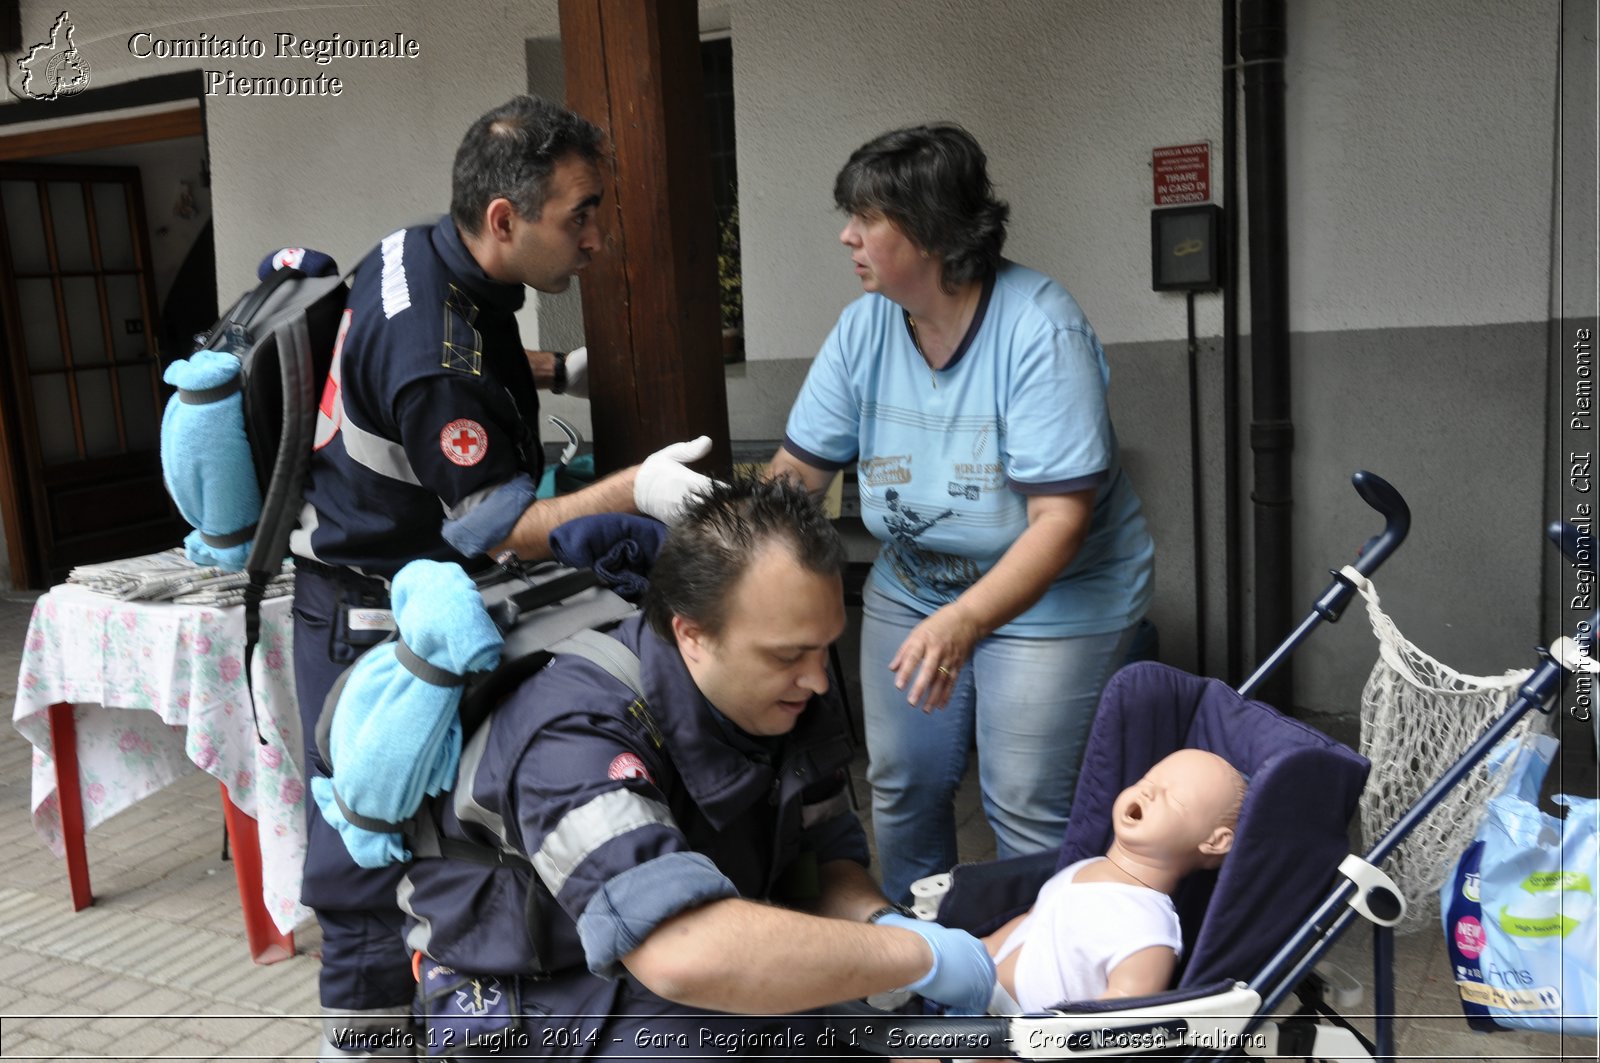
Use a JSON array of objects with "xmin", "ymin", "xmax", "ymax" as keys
[
  {"xmin": 1103, "ymin": 853, "xmax": 1161, "ymax": 892},
  {"xmin": 906, "ymin": 315, "xmax": 938, "ymax": 389},
  {"xmin": 910, "ymin": 285, "xmax": 979, "ymax": 351}
]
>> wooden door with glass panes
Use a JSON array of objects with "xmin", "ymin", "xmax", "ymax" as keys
[{"xmin": 0, "ymin": 162, "xmax": 183, "ymax": 585}]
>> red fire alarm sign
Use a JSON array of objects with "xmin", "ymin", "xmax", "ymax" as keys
[{"xmin": 1152, "ymin": 143, "xmax": 1211, "ymax": 206}]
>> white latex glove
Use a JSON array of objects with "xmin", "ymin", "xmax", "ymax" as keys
[
  {"xmin": 635, "ymin": 436, "xmax": 716, "ymax": 525},
  {"xmin": 562, "ymin": 346, "xmax": 589, "ymax": 399}
]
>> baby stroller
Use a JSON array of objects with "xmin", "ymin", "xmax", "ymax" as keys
[{"xmin": 832, "ymin": 471, "xmax": 1588, "ymax": 1061}]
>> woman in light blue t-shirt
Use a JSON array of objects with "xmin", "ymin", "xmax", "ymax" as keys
[{"xmin": 770, "ymin": 124, "xmax": 1155, "ymax": 903}]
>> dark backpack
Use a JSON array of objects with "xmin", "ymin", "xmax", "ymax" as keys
[
  {"xmin": 196, "ymin": 253, "xmax": 349, "ymax": 566},
  {"xmin": 312, "ymin": 561, "xmax": 649, "ymax": 977},
  {"xmin": 313, "ymin": 561, "xmax": 645, "ymax": 860},
  {"xmin": 161, "ymin": 250, "xmax": 351, "ymax": 736}
]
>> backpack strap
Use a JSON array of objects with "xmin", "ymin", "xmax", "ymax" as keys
[
  {"xmin": 177, "ymin": 377, "xmax": 243, "ymax": 404},
  {"xmin": 209, "ymin": 262, "xmax": 305, "ymax": 349},
  {"xmin": 486, "ymin": 568, "xmax": 600, "ymax": 632},
  {"xmin": 236, "ymin": 269, "xmax": 353, "ymax": 743},
  {"xmin": 394, "ymin": 638, "xmax": 493, "ymax": 688},
  {"xmin": 544, "ymin": 627, "xmax": 645, "ymax": 698},
  {"xmin": 241, "ymin": 311, "xmax": 321, "ymax": 745},
  {"xmin": 331, "ymin": 788, "xmax": 410, "ymax": 836},
  {"xmin": 411, "ymin": 634, "xmax": 645, "ymax": 868}
]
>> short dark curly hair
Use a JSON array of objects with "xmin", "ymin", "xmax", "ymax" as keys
[
  {"xmin": 833, "ymin": 123, "xmax": 1010, "ymax": 294},
  {"xmin": 644, "ymin": 476, "xmax": 846, "ymax": 640},
  {"xmin": 450, "ymin": 95, "xmax": 604, "ymax": 236}
]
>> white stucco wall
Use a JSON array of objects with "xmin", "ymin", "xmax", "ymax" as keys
[
  {"xmin": 734, "ymin": 0, "xmax": 1218, "ymax": 356},
  {"xmin": 1285, "ymin": 2, "xmax": 1557, "ymax": 332},
  {"xmin": 734, "ymin": 0, "xmax": 1558, "ymax": 359}
]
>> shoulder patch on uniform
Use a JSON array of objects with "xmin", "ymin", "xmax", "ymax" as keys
[
  {"xmin": 607, "ymin": 753, "xmax": 655, "ymax": 785},
  {"xmin": 442, "ymin": 285, "xmax": 483, "ymax": 375},
  {"xmin": 440, "ymin": 419, "xmax": 488, "ymax": 466}
]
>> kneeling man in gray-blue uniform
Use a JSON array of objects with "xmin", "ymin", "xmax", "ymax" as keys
[{"xmin": 397, "ymin": 478, "xmax": 995, "ymax": 1057}]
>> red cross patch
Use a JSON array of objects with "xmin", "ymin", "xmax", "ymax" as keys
[
  {"xmin": 607, "ymin": 753, "xmax": 654, "ymax": 785},
  {"xmin": 440, "ymin": 419, "xmax": 488, "ymax": 466}
]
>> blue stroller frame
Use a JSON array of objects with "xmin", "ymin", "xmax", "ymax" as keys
[{"xmin": 835, "ymin": 471, "xmax": 1588, "ymax": 1061}]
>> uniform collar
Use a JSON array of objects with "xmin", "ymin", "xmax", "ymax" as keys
[
  {"xmin": 626, "ymin": 617, "xmax": 810, "ymax": 830},
  {"xmin": 430, "ymin": 215, "xmax": 526, "ymax": 314}
]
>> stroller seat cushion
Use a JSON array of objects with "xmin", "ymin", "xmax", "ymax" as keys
[{"xmin": 1062, "ymin": 662, "xmax": 1370, "ymax": 988}]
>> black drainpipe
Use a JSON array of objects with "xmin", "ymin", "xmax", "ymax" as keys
[
  {"xmin": 1221, "ymin": 0, "xmax": 1243, "ymax": 686},
  {"xmin": 1240, "ymin": 0, "xmax": 1295, "ymax": 710}
]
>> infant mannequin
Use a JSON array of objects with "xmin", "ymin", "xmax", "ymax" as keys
[{"xmin": 984, "ymin": 748, "xmax": 1247, "ymax": 1009}]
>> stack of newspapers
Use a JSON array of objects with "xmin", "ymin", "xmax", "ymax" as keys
[{"xmin": 67, "ymin": 549, "xmax": 295, "ymax": 606}]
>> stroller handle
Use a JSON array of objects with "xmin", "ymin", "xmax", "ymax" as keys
[
  {"xmin": 1241, "ymin": 472, "xmax": 1412, "ymax": 697},
  {"xmin": 1308, "ymin": 470, "xmax": 1410, "ymax": 623},
  {"xmin": 1348, "ymin": 470, "xmax": 1410, "ymax": 577}
]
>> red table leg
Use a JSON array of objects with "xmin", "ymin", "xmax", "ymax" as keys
[
  {"xmin": 218, "ymin": 783, "xmax": 296, "ymax": 964},
  {"xmin": 46, "ymin": 702, "xmax": 92, "ymax": 911}
]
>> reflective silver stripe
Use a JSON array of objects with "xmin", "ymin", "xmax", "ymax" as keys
[
  {"xmin": 380, "ymin": 229, "xmax": 410, "ymax": 319},
  {"xmin": 444, "ymin": 480, "xmax": 500, "ymax": 520},
  {"xmin": 800, "ymin": 789, "xmax": 852, "ymax": 829},
  {"xmin": 290, "ymin": 507, "xmax": 393, "ymax": 586},
  {"xmin": 533, "ymin": 788, "xmax": 675, "ymax": 897},
  {"xmin": 397, "ymin": 873, "xmax": 434, "ymax": 956},
  {"xmin": 336, "ymin": 394, "xmax": 421, "ymax": 486},
  {"xmin": 453, "ymin": 713, "xmax": 513, "ymax": 846},
  {"xmin": 547, "ymin": 629, "xmax": 645, "ymax": 697},
  {"xmin": 288, "ymin": 500, "xmax": 322, "ymax": 560}
]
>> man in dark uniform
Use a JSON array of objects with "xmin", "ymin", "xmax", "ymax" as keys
[
  {"xmin": 290, "ymin": 95, "xmax": 715, "ymax": 1059},
  {"xmin": 397, "ymin": 478, "xmax": 996, "ymax": 1058}
]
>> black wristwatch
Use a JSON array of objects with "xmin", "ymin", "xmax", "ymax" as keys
[
  {"xmin": 866, "ymin": 902, "xmax": 916, "ymax": 924},
  {"xmin": 550, "ymin": 350, "xmax": 568, "ymax": 395}
]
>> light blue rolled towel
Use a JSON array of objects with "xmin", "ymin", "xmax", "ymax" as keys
[
  {"xmin": 159, "ymin": 350, "xmax": 260, "ymax": 571},
  {"xmin": 312, "ymin": 560, "xmax": 504, "ymax": 867}
]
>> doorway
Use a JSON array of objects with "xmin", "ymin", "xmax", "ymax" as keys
[{"xmin": 0, "ymin": 99, "xmax": 211, "ymax": 588}]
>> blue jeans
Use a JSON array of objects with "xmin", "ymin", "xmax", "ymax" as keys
[{"xmin": 860, "ymin": 584, "xmax": 1137, "ymax": 903}]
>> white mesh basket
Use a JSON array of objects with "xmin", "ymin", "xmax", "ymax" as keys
[{"xmin": 1350, "ymin": 567, "xmax": 1547, "ymax": 933}]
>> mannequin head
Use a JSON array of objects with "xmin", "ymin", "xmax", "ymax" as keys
[{"xmin": 1110, "ymin": 748, "xmax": 1246, "ymax": 877}]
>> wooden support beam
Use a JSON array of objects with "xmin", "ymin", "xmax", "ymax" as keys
[
  {"xmin": 559, "ymin": 0, "xmax": 730, "ymax": 475},
  {"xmin": 0, "ymin": 106, "xmax": 202, "ymax": 163}
]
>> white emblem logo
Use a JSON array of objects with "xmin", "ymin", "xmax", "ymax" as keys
[
  {"xmin": 453, "ymin": 978, "xmax": 502, "ymax": 1016},
  {"xmin": 15, "ymin": 12, "xmax": 91, "ymax": 101}
]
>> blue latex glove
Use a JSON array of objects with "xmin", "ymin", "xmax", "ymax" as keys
[{"xmin": 877, "ymin": 912, "xmax": 996, "ymax": 1014}]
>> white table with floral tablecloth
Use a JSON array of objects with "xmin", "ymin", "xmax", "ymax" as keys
[{"xmin": 11, "ymin": 584, "xmax": 310, "ymax": 948}]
